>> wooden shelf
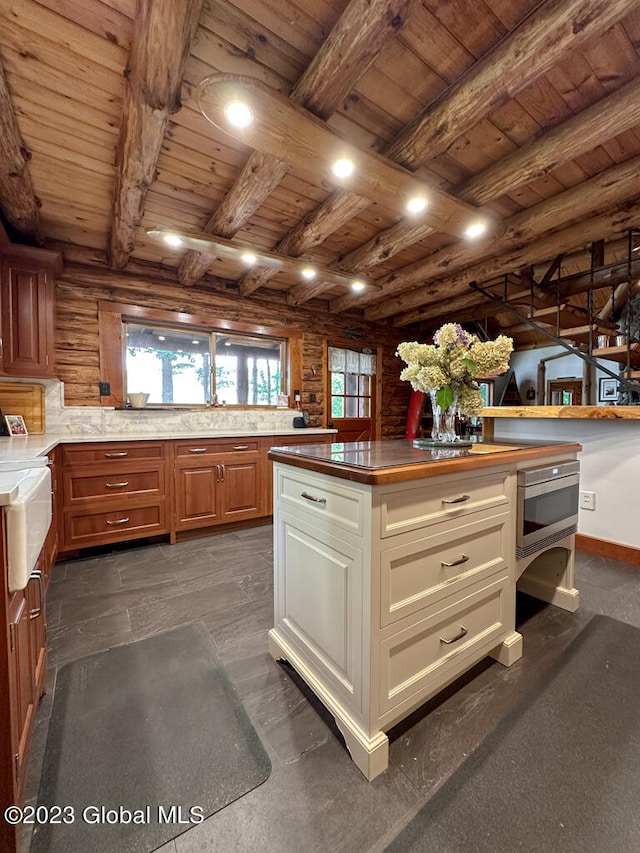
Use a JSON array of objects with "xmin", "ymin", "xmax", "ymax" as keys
[
  {"xmin": 559, "ymin": 323, "xmax": 619, "ymax": 343},
  {"xmin": 592, "ymin": 343, "xmax": 640, "ymax": 365},
  {"xmin": 482, "ymin": 406, "xmax": 640, "ymax": 420},
  {"xmin": 528, "ymin": 303, "xmax": 588, "ymax": 327}
]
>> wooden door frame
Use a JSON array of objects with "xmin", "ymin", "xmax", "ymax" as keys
[{"xmin": 322, "ymin": 341, "xmax": 382, "ymax": 439}]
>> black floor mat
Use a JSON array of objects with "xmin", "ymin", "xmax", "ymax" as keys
[
  {"xmin": 385, "ymin": 615, "xmax": 640, "ymax": 852},
  {"xmin": 32, "ymin": 621, "xmax": 271, "ymax": 853}
]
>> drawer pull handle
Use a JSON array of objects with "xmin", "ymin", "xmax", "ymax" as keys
[
  {"xmin": 105, "ymin": 481, "xmax": 129, "ymax": 489},
  {"xmin": 106, "ymin": 517, "xmax": 130, "ymax": 526},
  {"xmin": 440, "ymin": 625, "xmax": 468, "ymax": 645},
  {"xmin": 189, "ymin": 447, "xmax": 208, "ymax": 453},
  {"xmin": 233, "ymin": 445, "xmax": 249, "ymax": 450},
  {"xmin": 442, "ymin": 494, "xmax": 471, "ymax": 505},
  {"xmin": 441, "ymin": 553, "xmax": 469, "ymax": 568},
  {"xmin": 104, "ymin": 451, "xmax": 128, "ymax": 458},
  {"xmin": 301, "ymin": 491, "xmax": 327, "ymax": 505}
]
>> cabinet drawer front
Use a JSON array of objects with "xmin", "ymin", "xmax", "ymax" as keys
[
  {"xmin": 380, "ymin": 470, "xmax": 509, "ymax": 539},
  {"xmin": 380, "ymin": 513, "xmax": 510, "ymax": 627},
  {"xmin": 64, "ymin": 469, "xmax": 164, "ymax": 503},
  {"xmin": 378, "ymin": 574, "xmax": 509, "ymax": 718},
  {"xmin": 276, "ymin": 466, "xmax": 365, "ymax": 537},
  {"xmin": 174, "ymin": 438, "xmax": 261, "ymax": 457},
  {"xmin": 64, "ymin": 504, "xmax": 167, "ymax": 547},
  {"xmin": 62, "ymin": 442, "xmax": 166, "ymax": 465}
]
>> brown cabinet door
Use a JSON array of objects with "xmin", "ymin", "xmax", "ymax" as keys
[
  {"xmin": 174, "ymin": 464, "xmax": 223, "ymax": 530},
  {"xmin": 0, "ymin": 259, "xmax": 56, "ymax": 377},
  {"xmin": 219, "ymin": 457, "xmax": 262, "ymax": 521}
]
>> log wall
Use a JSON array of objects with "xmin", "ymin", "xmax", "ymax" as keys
[{"xmin": 55, "ymin": 266, "xmax": 412, "ymax": 438}]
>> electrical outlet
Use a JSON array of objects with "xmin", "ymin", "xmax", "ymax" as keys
[
  {"xmin": 579, "ymin": 490, "xmax": 596, "ymax": 511},
  {"xmin": 98, "ymin": 381, "xmax": 111, "ymax": 396}
]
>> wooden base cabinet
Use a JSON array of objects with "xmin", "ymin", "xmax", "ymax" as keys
[
  {"xmin": 269, "ymin": 462, "xmax": 523, "ymax": 781},
  {"xmin": 59, "ymin": 441, "xmax": 170, "ymax": 553},
  {"xmin": 174, "ymin": 438, "xmax": 263, "ymax": 532}
]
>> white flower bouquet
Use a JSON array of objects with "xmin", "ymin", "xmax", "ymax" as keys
[{"xmin": 396, "ymin": 323, "xmax": 513, "ymax": 417}]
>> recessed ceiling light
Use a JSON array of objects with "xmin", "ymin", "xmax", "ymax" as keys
[
  {"xmin": 351, "ymin": 280, "xmax": 366, "ymax": 292},
  {"xmin": 465, "ymin": 222, "xmax": 486, "ymax": 239},
  {"xmin": 301, "ymin": 267, "xmax": 317, "ymax": 280},
  {"xmin": 224, "ymin": 100, "xmax": 253, "ymax": 128},
  {"xmin": 163, "ymin": 234, "xmax": 183, "ymax": 247},
  {"xmin": 406, "ymin": 196, "xmax": 427, "ymax": 214},
  {"xmin": 241, "ymin": 252, "xmax": 257, "ymax": 265},
  {"xmin": 331, "ymin": 158, "xmax": 355, "ymax": 179}
]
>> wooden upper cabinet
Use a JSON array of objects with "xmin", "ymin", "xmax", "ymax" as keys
[{"xmin": 0, "ymin": 231, "xmax": 62, "ymax": 379}]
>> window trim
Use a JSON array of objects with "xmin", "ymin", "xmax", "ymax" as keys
[{"xmin": 98, "ymin": 300, "xmax": 303, "ymax": 408}]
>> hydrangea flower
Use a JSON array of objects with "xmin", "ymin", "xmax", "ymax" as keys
[{"xmin": 396, "ymin": 323, "xmax": 514, "ymax": 416}]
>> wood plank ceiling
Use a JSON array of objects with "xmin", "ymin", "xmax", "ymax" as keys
[{"xmin": 1, "ymin": 0, "xmax": 640, "ymax": 346}]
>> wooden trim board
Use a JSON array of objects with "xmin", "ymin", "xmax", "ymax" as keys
[{"xmin": 576, "ymin": 533, "xmax": 640, "ymax": 567}]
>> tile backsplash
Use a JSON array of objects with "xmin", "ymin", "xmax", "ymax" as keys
[{"xmin": 3, "ymin": 379, "xmax": 298, "ymax": 436}]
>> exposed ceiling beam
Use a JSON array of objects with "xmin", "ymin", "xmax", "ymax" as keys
[
  {"xmin": 177, "ymin": 0, "xmax": 421, "ymax": 286},
  {"xmin": 393, "ymin": 203, "xmax": 640, "ymax": 326},
  {"xmin": 244, "ymin": 0, "xmax": 635, "ymax": 305},
  {"xmin": 0, "ymin": 49, "xmax": 42, "ymax": 244},
  {"xmin": 108, "ymin": 0, "xmax": 203, "ymax": 269},
  {"xmin": 385, "ymin": 0, "xmax": 633, "ymax": 167},
  {"xmin": 458, "ymin": 76, "xmax": 640, "ymax": 206},
  {"xmin": 362, "ymin": 154, "xmax": 640, "ymax": 321}
]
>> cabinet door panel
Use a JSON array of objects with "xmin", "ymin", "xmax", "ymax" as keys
[
  {"xmin": 175, "ymin": 466, "xmax": 220, "ymax": 528},
  {"xmin": 1, "ymin": 261, "xmax": 55, "ymax": 377},
  {"xmin": 221, "ymin": 459, "xmax": 262, "ymax": 519},
  {"xmin": 8, "ymin": 591, "xmax": 35, "ymax": 798}
]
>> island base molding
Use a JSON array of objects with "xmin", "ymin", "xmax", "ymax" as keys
[
  {"xmin": 575, "ymin": 534, "xmax": 640, "ymax": 567},
  {"xmin": 268, "ymin": 627, "xmax": 522, "ymax": 781}
]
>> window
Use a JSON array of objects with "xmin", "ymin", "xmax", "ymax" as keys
[
  {"xmin": 328, "ymin": 346, "xmax": 376, "ymax": 418},
  {"xmin": 98, "ymin": 301, "xmax": 302, "ymax": 409},
  {"xmin": 125, "ymin": 323, "xmax": 285, "ymax": 406}
]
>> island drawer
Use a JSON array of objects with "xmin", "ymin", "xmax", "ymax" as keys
[
  {"xmin": 379, "ymin": 511, "xmax": 510, "ymax": 627},
  {"xmin": 62, "ymin": 441, "xmax": 166, "ymax": 466},
  {"xmin": 63, "ymin": 468, "xmax": 164, "ymax": 503},
  {"xmin": 378, "ymin": 469, "xmax": 511, "ymax": 539},
  {"xmin": 274, "ymin": 464, "xmax": 366, "ymax": 538},
  {"xmin": 378, "ymin": 572, "xmax": 509, "ymax": 719},
  {"xmin": 63, "ymin": 503, "xmax": 167, "ymax": 548}
]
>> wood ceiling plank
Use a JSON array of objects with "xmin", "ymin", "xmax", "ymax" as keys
[{"xmin": 35, "ymin": 0, "xmax": 134, "ymax": 49}]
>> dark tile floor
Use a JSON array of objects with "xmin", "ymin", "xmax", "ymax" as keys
[{"xmin": 22, "ymin": 527, "xmax": 640, "ymax": 853}]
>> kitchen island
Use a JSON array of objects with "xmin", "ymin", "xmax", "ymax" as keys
[{"xmin": 267, "ymin": 438, "xmax": 581, "ymax": 780}]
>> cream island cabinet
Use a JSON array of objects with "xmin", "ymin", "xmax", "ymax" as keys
[{"xmin": 268, "ymin": 438, "xmax": 581, "ymax": 780}]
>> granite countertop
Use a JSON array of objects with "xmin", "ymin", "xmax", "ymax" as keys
[{"xmin": 268, "ymin": 438, "xmax": 582, "ymax": 485}]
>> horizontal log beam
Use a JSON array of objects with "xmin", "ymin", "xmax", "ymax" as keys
[{"xmin": 108, "ymin": 0, "xmax": 203, "ymax": 269}]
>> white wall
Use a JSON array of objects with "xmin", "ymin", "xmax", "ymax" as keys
[{"xmin": 496, "ymin": 347, "xmax": 639, "ymax": 548}]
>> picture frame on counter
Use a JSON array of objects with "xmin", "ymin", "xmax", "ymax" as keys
[{"xmin": 4, "ymin": 414, "xmax": 28, "ymax": 436}]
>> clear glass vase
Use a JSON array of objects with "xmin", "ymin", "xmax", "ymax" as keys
[{"xmin": 429, "ymin": 389, "xmax": 458, "ymax": 443}]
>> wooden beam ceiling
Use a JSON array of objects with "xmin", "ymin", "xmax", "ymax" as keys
[
  {"xmin": 108, "ymin": 0, "xmax": 203, "ymax": 269},
  {"xmin": 177, "ymin": 0, "xmax": 421, "ymax": 287}
]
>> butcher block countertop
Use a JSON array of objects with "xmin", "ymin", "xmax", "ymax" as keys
[{"xmin": 268, "ymin": 438, "xmax": 582, "ymax": 485}]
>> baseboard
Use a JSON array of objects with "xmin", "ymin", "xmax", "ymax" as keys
[{"xmin": 575, "ymin": 533, "xmax": 640, "ymax": 567}]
